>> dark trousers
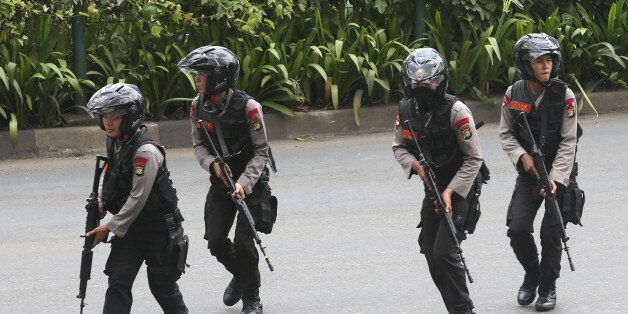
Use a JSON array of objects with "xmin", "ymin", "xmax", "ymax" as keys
[
  {"xmin": 204, "ymin": 181, "xmax": 260, "ymax": 290},
  {"xmin": 103, "ymin": 224, "xmax": 187, "ymax": 314},
  {"xmin": 418, "ymin": 194, "xmax": 473, "ymax": 314},
  {"xmin": 506, "ymin": 172, "xmax": 564, "ymax": 292}
]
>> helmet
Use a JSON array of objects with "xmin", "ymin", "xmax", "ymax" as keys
[
  {"xmin": 87, "ymin": 83, "xmax": 144, "ymax": 138},
  {"xmin": 177, "ymin": 45, "xmax": 240, "ymax": 95},
  {"xmin": 514, "ymin": 33, "xmax": 561, "ymax": 81},
  {"xmin": 401, "ymin": 48, "xmax": 449, "ymax": 98}
]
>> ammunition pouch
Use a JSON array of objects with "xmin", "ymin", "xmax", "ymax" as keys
[
  {"xmin": 247, "ymin": 171, "xmax": 277, "ymax": 234},
  {"xmin": 164, "ymin": 209, "xmax": 189, "ymax": 279},
  {"xmin": 560, "ymin": 162, "xmax": 585, "ymax": 226},
  {"xmin": 455, "ymin": 162, "xmax": 490, "ymax": 234}
]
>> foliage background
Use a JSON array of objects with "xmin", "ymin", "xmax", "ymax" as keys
[{"xmin": 0, "ymin": 0, "xmax": 626, "ymax": 137}]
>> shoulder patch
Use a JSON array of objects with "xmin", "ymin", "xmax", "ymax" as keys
[
  {"xmin": 455, "ymin": 117, "xmax": 472, "ymax": 140},
  {"xmin": 565, "ymin": 97, "xmax": 575, "ymax": 118},
  {"xmin": 133, "ymin": 157, "xmax": 148, "ymax": 176},
  {"xmin": 248, "ymin": 108, "xmax": 262, "ymax": 132},
  {"xmin": 510, "ymin": 100, "xmax": 531, "ymax": 113}
]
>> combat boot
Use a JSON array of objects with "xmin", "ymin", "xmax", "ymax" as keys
[
  {"xmin": 223, "ymin": 276, "xmax": 241, "ymax": 306},
  {"xmin": 535, "ymin": 289, "xmax": 556, "ymax": 311},
  {"xmin": 240, "ymin": 288, "xmax": 263, "ymax": 314},
  {"xmin": 517, "ymin": 260, "xmax": 539, "ymax": 306},
  {"xmin": 517, "ymin": 271, "xmax": 539, "ymax": 305}
]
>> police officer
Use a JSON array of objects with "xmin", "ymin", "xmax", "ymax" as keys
[
  {"xmin": 177, "ymin": 46, "xmax": 271, "ymax": 314},
  {"xmin": 499, "ymin": 33, "xmax": 578, "ymax": 311},
  {"xmin": 85, "ymin": 83, "xmax": 189, "ymax": 314},
  {"xmin": 393, "ymin": 48, "xmax": 484, "ymax": 314}
]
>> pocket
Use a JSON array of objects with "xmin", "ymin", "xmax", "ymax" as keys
[
  {"xmin": 175, "ymin": 234, "xmax": 189, "ymax": 275},
  {"xmin": 561, "ymin": 182, "xmax": 585, "ymax": 226},
  {"xmin": 250, "ymin": 181, "xmax": 277, "ymax": 234},
  {"xmin": 506, "ymin": 186, "xmax": 518, "ymax": 226},
  {"xmin": 574, "ymin": 188, "xmax": 585, "ymax": 225}
]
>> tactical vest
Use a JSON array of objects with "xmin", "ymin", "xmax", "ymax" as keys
[
  {"xmin": 102, "ymin": 131, "xmax": 180, "ymax": 226},
  {"xmin": 399, "ymin": 94, "xmax": 463, "ymax": 187},
  {"xmin": 195, "ymin": 89, "xmax": 254, "ymax": 177},
  {"xmin": 508, "ymin": 79, "xmax": 566, "ymax": 168}
]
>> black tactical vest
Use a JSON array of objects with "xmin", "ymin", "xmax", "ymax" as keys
[
  {"xmin": 508, "ymin": 79, "xmax": 566, "ymax": 168},
  {"xmin": 102, "ymin": 131, "xmax": 180, "ymax": 226},
  {"xmin": 195, "ymin": 89, "xmax": 254, "ymax": 177},
  {"xmin": 399, "ymin": 94, "xmax": 463, "ymax": 187}
]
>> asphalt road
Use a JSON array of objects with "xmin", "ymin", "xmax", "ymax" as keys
[{"xmin": 1, "ymin": 112, "xmax": 627, "ymax": 314}]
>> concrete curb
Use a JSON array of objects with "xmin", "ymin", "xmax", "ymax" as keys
[{"xmin": 1, "ymin": 89, "xmax": 626, "ymax": 159}]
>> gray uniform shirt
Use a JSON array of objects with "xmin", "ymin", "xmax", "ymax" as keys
[
  {"xmin": 498, "ymin": 82, "xmax": 577, "ymax": 186},
  {"xmin": 105, "ymin": 142, "xmax": 164, "ymax": 237},
  {"xmin": 393, "ymin": 100, "xmax": 484, "ymax": 198},
  {"xmin": 190, "ymin": 89, "xmax": 270, "ymax": 194}
]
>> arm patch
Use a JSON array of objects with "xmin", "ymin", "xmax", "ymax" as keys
[{"xmin": 133, "ymin": 157, "xmax": 148, "ymax": 176}]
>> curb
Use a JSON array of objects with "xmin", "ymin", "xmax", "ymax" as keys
[{"xmin": 1, "ymin": 89, "xmax": 626, "ymax": 159}]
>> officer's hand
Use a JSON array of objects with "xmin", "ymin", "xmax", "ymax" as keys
[
  {"xmin": 85, "ymin": 225, "xmax": 110, "ymax": 248},
  {"xmin": 212, "ymin": 162, "xmax": 232, "ymax": 185},
  {"xmin": 231, "ymin": 183, "xmax": 245, "ymax": 200},
  {"xmin": 440, "ymin": 187, "xmax": 454, "ymax": 215},
  {"xmin": 412, "ymin": 160, "xmax": 429, "ymax": 185},
  {"xmin": 98, "ymin": 199, "xmax": 107, "ymax": 219},
  {"xmin": 520, "ymin": 153, "xmax": 539, "ymax": 178},
  {"xmin": 540, "ymin": 180, "xmax": 557, "ymax": 198}
]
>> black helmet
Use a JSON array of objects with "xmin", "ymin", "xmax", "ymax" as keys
[
  {"xmin": 401, "ymin": 48, "xmax": 449, "ymax": 98},
  {"xmin": 87, "ymin": 83, "xmax": 144, "ymax": 138},
  {"xmin": 177, "ymin": 45, "xmax": 240, "ymax": 95},
  {"xmin": 514, "ymin": 33, "xmax": 561, "ymax": 81}
]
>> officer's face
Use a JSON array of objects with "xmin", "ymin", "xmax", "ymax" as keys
[
  {"xmin": 102, "ymin": 113, "xmax": 123, "ymax": 138},
  {"xmin": 530, "ymin": 54, "xmax": 553, "ymax": 83},
  {"xmin": 195, "ymin": 72, "xmax": 208, "ymax": 94}
]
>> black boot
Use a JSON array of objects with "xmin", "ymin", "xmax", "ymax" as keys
[
  {"xmin": 223, "ymin": 276, "xmax": 242, "ymax": 306},
  {"xmin": 240, "ymin": 288, "xmax": 263, "ymax": 314},
  {"xmin": 535, "ymin": 289, "xmax": 556, "ymax": 311},
  {"xmin": 517, "ymin": 271, "xmax": 539, "ymax": 306}
]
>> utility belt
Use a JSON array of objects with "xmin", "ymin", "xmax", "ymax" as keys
[{"xmin": 164, "ymin": 208, "xmax": 189, "ymax": 278}]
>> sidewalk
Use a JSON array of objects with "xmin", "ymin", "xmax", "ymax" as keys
[{"xmin": 1, "ymin": 89, "xmax": 626, "ymax": 159}]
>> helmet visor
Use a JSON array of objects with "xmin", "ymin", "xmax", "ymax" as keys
[
  {"xmin": 87, "ymin": 92, "xmax": 133, "ymax": 115},
  {"xmin": 403, "ymin": 59, "xmax": 446, "ymax": 86}
]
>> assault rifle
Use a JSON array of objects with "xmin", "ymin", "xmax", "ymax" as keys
[
  {"xmin": 516, "ymin": 112, "xmax": 575, "ymax": 271},
  {"xmin": 78, "ymin": 155, "xmax": 109, "ymax": 313},
  {"xmin": 403, "ymin": 120, "xmax": 474, "ymax": 283},
  {"xmin": 197, "ymin": 120, "xmax": 274, "ymax": 271}
]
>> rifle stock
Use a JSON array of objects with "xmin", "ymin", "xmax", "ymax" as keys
[{"xmin": 403, "ymin": 120, "xmax": 474, "ymax": 283}]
